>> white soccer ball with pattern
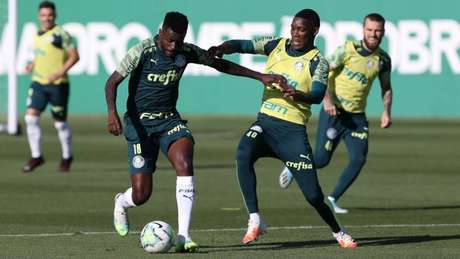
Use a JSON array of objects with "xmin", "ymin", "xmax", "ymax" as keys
[{"xmin": 140, "ymin": 220, "xmax": 174, "ymax": 253}]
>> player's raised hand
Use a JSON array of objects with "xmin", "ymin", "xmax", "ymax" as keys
[
  {"xmin": 207, "ymin": 46, "xmax": 224, "ymax": 58},
  {"xmin": 107, "ymin": 112, "xmax": 123, "ymax": 136}
]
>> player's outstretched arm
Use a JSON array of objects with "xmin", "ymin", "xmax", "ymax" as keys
[
  {"xmin": 105, "ymin": 71, "xmax": 125, "ymax": 136},
  {"xmin": 208, "ymin": 40, "xmax": 256, "ymax": 58},
  {"xmin": 209, "ymin": 58, "xmax": 289, "ymax": 91}
]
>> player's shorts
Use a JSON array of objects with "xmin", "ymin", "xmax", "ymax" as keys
[
  {"xmin": 26, "ymin": 81, "xmax": 70, "ymax": 120},
  {"xmin": 239, "ymin": 112, "xmax": 315, "ymax": 172},
  {"xmin": 123, "ymin": 112, "xmax": 193, "ymax": 174},
  {"xmin": 315, "ymin": 106, "xmax": 369, "ymax": 162}
]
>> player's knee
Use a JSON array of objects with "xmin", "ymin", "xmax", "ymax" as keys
[
  {"xmin": 25, "ymin": 114, "xmax": 40, "ymax": 126},
  {"xmin": 173, "ymin": 159, "xmax": 193, "ymax": 176},
  {"xmin": 350, "ymin": 154, "xmax": 366, "ymax": 167},
  {"xmin": 314, "ymin": 153, "xmax": 330, "ymax": 168},
  {"xmin": 54, "ymin": 121, "xmax": 69, "ymax": 131}
]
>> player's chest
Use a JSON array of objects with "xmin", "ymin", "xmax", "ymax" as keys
[
  {"xmin": 345, "ymin": 54, "xmax": 380, "ymax": 78},
  {"xmin": 268, "ymin": 55, "xmax": 312, "ymax": 90},
  {"xmin": 140, "ymin": 53, "xmax": 188, "ymax": 86}
]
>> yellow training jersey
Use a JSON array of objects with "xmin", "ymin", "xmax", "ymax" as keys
[
  {"xmin": 32, "ymin": 25, "xmax": 76, "ymax": 85},
  {"xmin": 329, "ymin": 40, "xmax": 391, "ymax": 113},
  {"xmin": 259, "ymin": 38, "xmax": 324, "ymax": 125}
]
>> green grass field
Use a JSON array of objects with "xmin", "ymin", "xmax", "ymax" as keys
[{"xmin": 0, "ymin": 116, "xmax": 459, "ymax": 258}]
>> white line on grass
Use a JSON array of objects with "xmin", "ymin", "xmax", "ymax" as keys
[{"xmin": 1, "ymin": 223, "xmax": 460, "ymax": 238}]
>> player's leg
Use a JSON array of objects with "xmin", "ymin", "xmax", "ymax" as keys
[
  {"xmin": 49, "ymin": 83, "xmax": 72, "ymax": 172},
  {"xmin": 160, "ymin": 119, "xmax": 198, "ymax": 252},
  {"xmin": 23, "ymin": 83, "xmax": 47, "ymax": 172},
  {"xmin": 114, "ymin": 119, "xmax": 158, "ymax": 237},
  {"xmin": 329, "ymin": 115, "xmax": 369, "ymax": 210},
  {"xmin": 273, "ymin": 124, "xmax": 357, "ymax": 248},
  {"xmin": 279, "ymin": 106, "xmax": 341, "ymax": 188},
  {"xmin": 314, "ymin": 106, "xmax": 343, "ymax": 168},
  {"xmin": 236, "ymin": 123, "xmax": 273, "ymax": 244}
]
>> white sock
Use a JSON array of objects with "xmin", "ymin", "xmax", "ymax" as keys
[
  {"xmin": 54, "ymin": 121, "xmax": 72, "ymax": 159},
  {"xmin": 176, "ymin": 176, "xmax": 195, "ymax": 239},
  {"xmin": 118, "ymin": 187, "xmax": 136, "ymax": 208},
  {"xmin": 25, "ymin": 114, "xmax": 42, "ymax": 158},
  {"xmin": 249, "ymin": 213, "xmax": 261, "ymax": 224}
]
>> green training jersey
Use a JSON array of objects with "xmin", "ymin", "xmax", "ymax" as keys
[
  {"xmin": 328, "ymin": 40, "xmax": 391, "ymax": 113},
  {"xmin": 116, "ymin": 35, "xmax": 213, "ymax": 121}
]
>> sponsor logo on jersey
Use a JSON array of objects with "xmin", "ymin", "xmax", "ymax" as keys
[
  {"xmin": 147, "ymin": 69, "xmax": 179, "ymax": 85},
  {"xmin": 342, "ymin": 66, "xmax": 369, "ymax": 85},
  {"xmin": 262, "ymin": 101, "xmax": 288, "ymax": 115}
]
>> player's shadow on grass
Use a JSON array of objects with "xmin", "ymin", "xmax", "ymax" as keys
[
  {"xmin": 200, "ymin": 234, "xmax": 460, "ymax": 252},
  {"xmin": 353, "ymin": 205, "xmax": 460, "ymax": 211}
]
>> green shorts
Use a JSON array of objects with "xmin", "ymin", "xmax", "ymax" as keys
[
  {"xmin": 123, "ymin": 112, "xmax": 193, "ymax": 174},
  {"xmin": 27, "ymin": 81, "xmax": 70, "ymax": 120}
]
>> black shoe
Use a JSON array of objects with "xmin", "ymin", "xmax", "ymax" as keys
[
  {"xmin": 22, "ymin": 156, "xmax": 45, "ymax": 173},
  {"xmin": 59, "ymin": 156, "xmax": 73, "ymax": 172}
]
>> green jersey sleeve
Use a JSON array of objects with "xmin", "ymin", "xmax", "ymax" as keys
[
  {"xmin": 183, "ymin": 43, "xmax": 214, "ymax": 66},
  {"xmin": 252, "ymin": 36, "xmax": 282, "ymax": 55},
  {"xmin": 312, "ymin": 54, "xmax": 329, "ymax": 85},
  {"xmin": 61, "ymin": 30, "xmax": 76, "ymax": 51},
  {"xmin": 327, "ymin": 44, "xmax": 346, "ymax": 70},
  {"xmin": 115, "ymin": 42, "xmax": 145, "ymax": 77}
]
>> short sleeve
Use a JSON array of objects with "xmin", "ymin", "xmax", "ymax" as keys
[
  {"xmin": 62, "ymin": 30, "xmax": 76, "ymax": 50},
  {"xmin": 252, "ymin": 36, "xmax": 281, "ymax": 55},
  {"xmin": 312, "ymin": 54, "xmax": 329, "ymax": 85},
  {"xmin": 115, "ymin": 42, "xmax": 144, "ymax": 77},
  {"xmin": 327, "ymin": 44, "xmax": 346, "ymax": 70}
]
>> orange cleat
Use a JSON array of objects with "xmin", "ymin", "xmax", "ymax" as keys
[
  {"xmin": 242, "ymin": 219, "xmax": 267, "ymax": 244},
  {"xmin": 333, "ymin": 231, "xmax": 358, "ymax": 248}
]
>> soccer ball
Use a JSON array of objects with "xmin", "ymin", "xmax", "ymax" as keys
[{"xmin": 140, "ymin": 221, "xmax": 175, "ymax": 253}]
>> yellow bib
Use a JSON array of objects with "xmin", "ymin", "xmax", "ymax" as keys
[
  {"xmin": 32, "ymin": 25, "xmax": 70, "ymax": 85},
  {"xmin": 260, "ymin": 38, "xmax": 319, "ymax": 125},
  {"xmin": 332, "ymin": 41, "xmax": 383, "ymax": 113}
]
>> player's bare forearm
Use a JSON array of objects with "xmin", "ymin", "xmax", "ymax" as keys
[
  {"xmin": 105, "ymin": 71, "xmax": 124, "ymax": 113},
  {"xmin": 105, "ymin": 71, "xmax": 125, "ymax": 135},
  {"xmin": 54, "ymin": 49, "xmax": 80, "ymax": 79}
]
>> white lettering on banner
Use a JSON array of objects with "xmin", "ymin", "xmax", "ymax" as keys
[
  {"xmin": 2, "ymin": 19, "xmax": 460, "ymax": 76},
  {"xmin": 398, "ymin": 20, "xmax": 431, "ymax": 74},
  {"xmin": 430, "ymin": 20, "xmax": 460, "ymax": 74}
]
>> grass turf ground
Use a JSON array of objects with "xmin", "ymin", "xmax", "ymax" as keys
[{"xmin": 0, "ymin": 116, "xmax": 459, "ymax": 258}]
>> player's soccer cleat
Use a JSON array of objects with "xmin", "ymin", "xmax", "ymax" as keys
[
  {"xmin": 333, "ymin": 231, "xmax": 358, "ymax": 248},
  {"xmin": 279, "ymin": 166, "xmax": 294, "ymax": 189},
  {"xmin": 59, "ymin": 156, "xmax": 73, "ymax": 172},
  {"xmin": 327, "ymin": 196, "xmax": 348, "ymax": 214},
  {"xmin": 22, "ymin": 156, "xmax": 45, "ymax": 173},
  {"xmin": 113, "ymin": 193, "xmax": 129, "ymax": 236},
  {"xmin": 242, "ymin": 219, "xmax": 267, "ymax": 244},
  {"xmin": 175, "ymin": 235, "xmax": 199, "ymax": 253}
]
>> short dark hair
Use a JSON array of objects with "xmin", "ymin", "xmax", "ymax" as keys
[
  {"xmin": 295, "ymin": 9, "xmax": 320, "ymax": 28},
  {"xmin": 364, "ymin": 13, "xmax": 385, "ymax": 24},
  {"xmin": 39, "ymin": 1, "xmax": 56, "ymax": 12},
  {"xmin": 162, "ymin": 12, "xmax": 188, "ymax": 34}
]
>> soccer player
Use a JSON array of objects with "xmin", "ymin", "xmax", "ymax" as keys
[
  {"xmin": 105, "ymin": 12, "xmax": 288, "ymax": 253},
  {"xmin": 22, "ymin": 1, "xmax": 79, "ymax": 173},
  {"xmin": 208, "ymin": 9, "xmax": 357, "ymax": 248},
  {"xmin": 279, "ymin": 13, "xmax": 393, "ymax": 214}
]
